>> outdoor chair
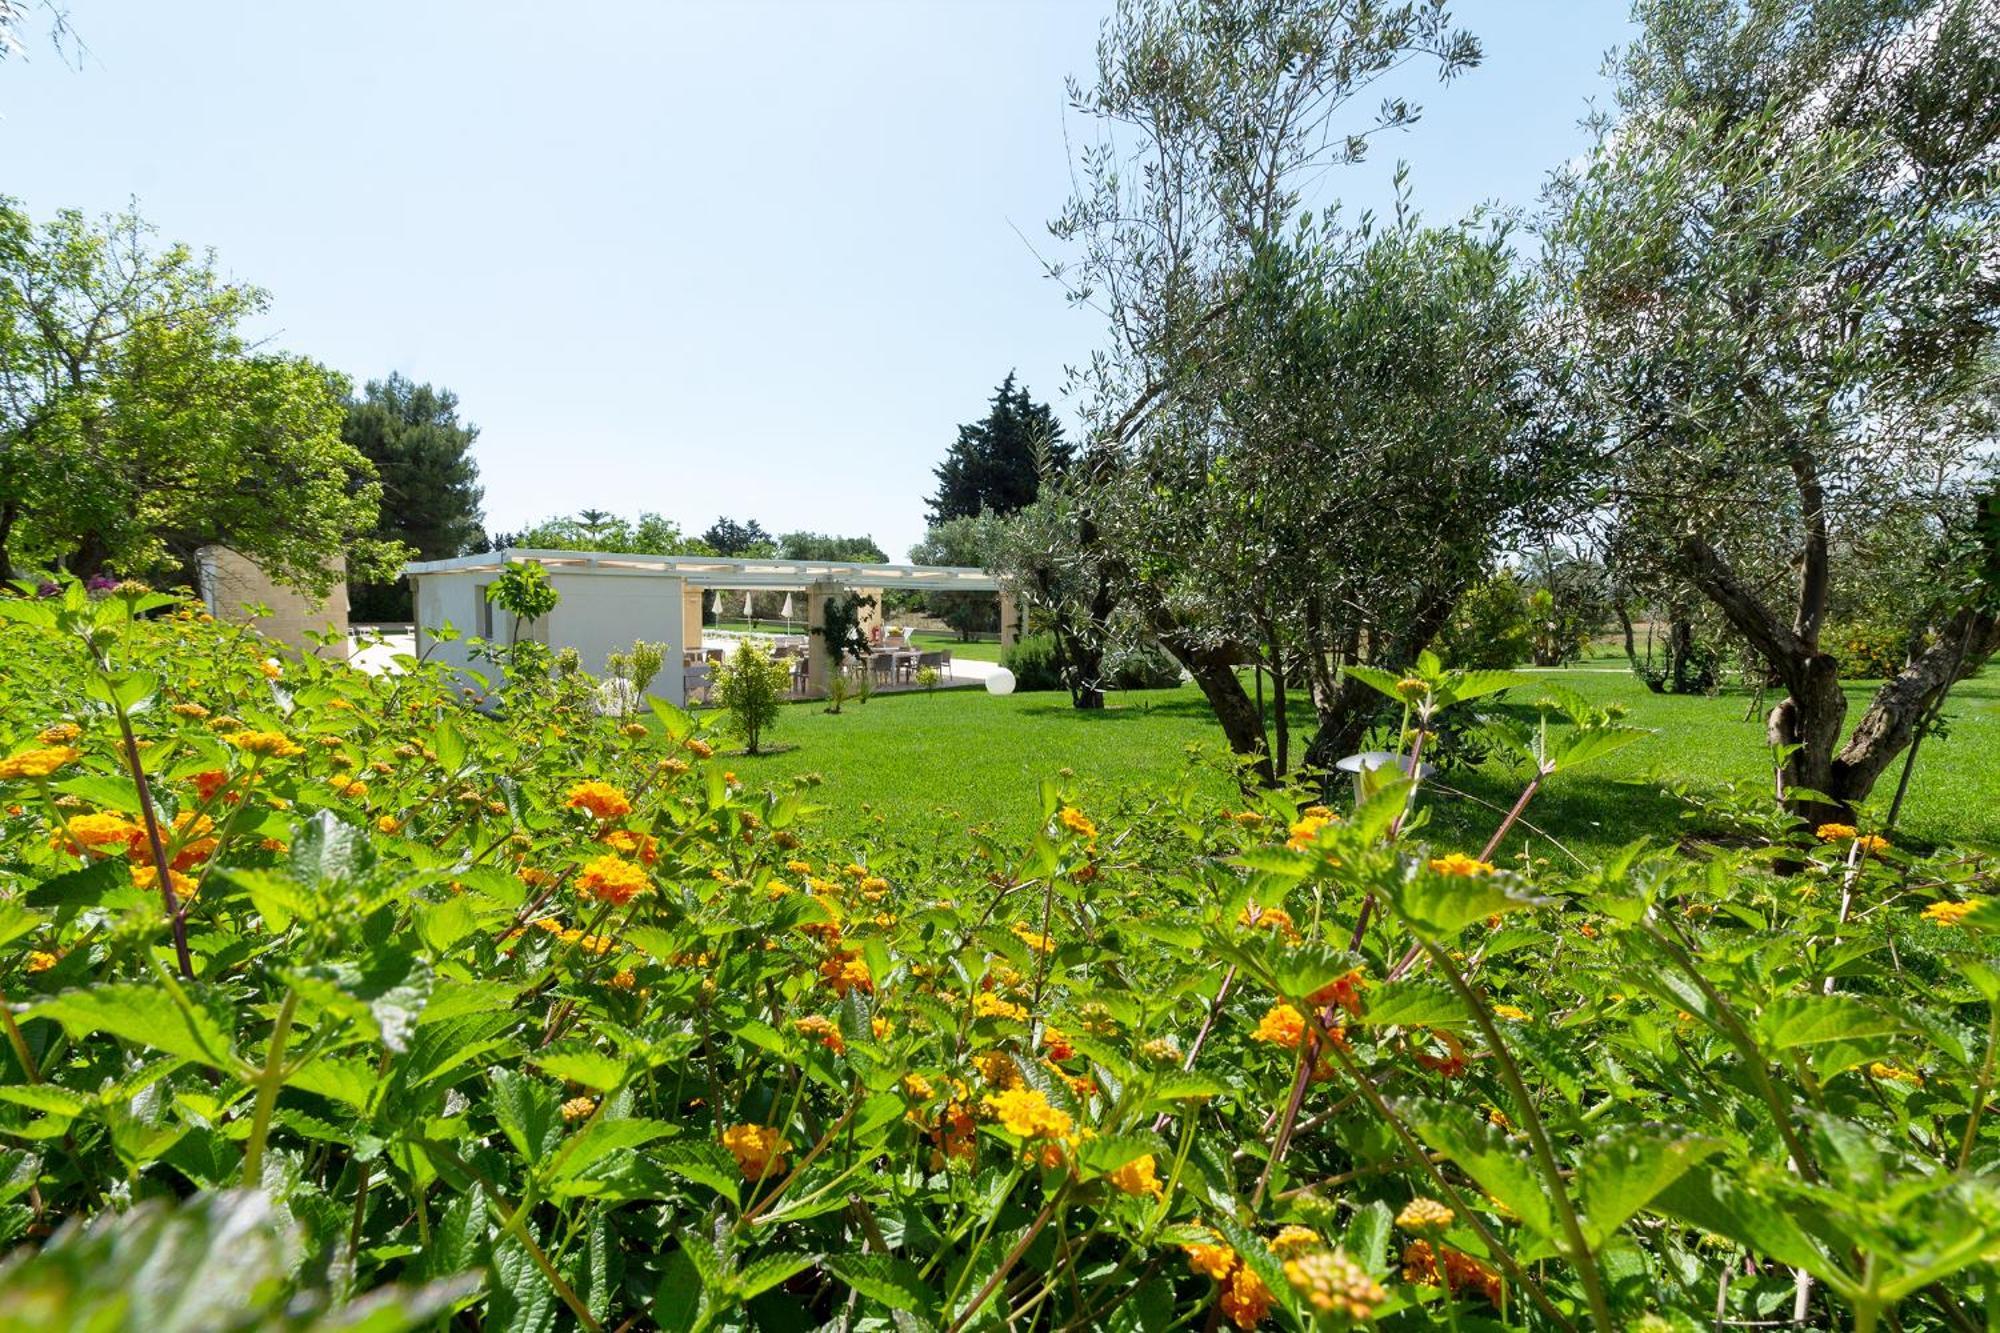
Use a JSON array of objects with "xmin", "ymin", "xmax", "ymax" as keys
[
  {"xmin": 918, "ymin": 651, "xmax": 943, "ymax": 682},
  {"xmin": 940, "ymin": 650, "xmax": 953, "ymax": 681},
  {"xmin": 684, "ymin": 663, "xmax": 713, "ymax": 705}
]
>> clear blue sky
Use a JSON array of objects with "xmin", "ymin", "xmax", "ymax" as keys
[{"xmin": 3, "ymin": 1, "xmax": 1633, "ymax": 562}]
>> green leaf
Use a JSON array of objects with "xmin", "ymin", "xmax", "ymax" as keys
[
  {"xmin": 653, "ymin": 1142, "xmax": 743, "ymax": 1206},
  {"xmin": 1357, "ymin": 980, "xmax": 1467, "ymax": 1028},
  {"xmin": 286, "ymin": 947, "xmax": 433, "ymax": 1054},
  {"xmin": 1271, "ymin": 943, "xmax": 1365, "ymax": 1006},
  {"xmin": 734, "ymin": 1252, "xmax": 815, "ymax": 1301},
  {"xmin": 1077, "ymin": 1131, "xmax": 1170, "ymax": 1177},
  {"xmin": 1208, "ymin": 1215, "xmax": 1287, "ymax": 1307},
  {"xmin": 31, "ymin": 983, "xmax": 239, "ymax": 1074},
  {"xmin": 50, "ymin": 774, "xmax": 143, "ymax": 815},
  {"xmin": 417, "ymin": 896, "xmax": 479, "ymax": 956},
  {"xmin": 1342, "ymin": 665, "xmax": 1412, "ymax": 705},
  {"xmin": 85, "ymin": 671, "xmax": 159, "ymax": 713},
  {"xmin": 535, "ymin": 1045, "xmax": 628, "ymax": 1093},
  {"xmin": 0, "ymin": 901, "xmax": 42, "ymax": 951},
  {"xmin": 1389, "ymin": 866, "xmax": 1542, "ymax": 939},
  {"xmin": 0, "ymin": 1085, "xmax": 91, "ymax": 1118},
  {"xmin": 1548, "ymin": 725, "xmax": 1650, "ymax": 773},
  {"xmin": 289, "ymin": 810, "xmax": 377, "ymax": 885},
  {"xmin": 225, "ymin": 869, "xmax": 308, "ymax": 932},
  {"xmin": 288, "ymin": 1055, "xmax": 382, "ymax": 1114},
  {"xmin": 1652, "ymin": 1170, "xmax": 1846, "ymax": 1289},
  {"xmin": 1574, "ymin": 1127, "xmax": 1721, "ymax": 1249},
  {"xmin": 488, "ymin": 1067, "xmax": 561, "ymax": 1161},
  {"xmin": 1342, "ymin": 1200, "xmax": 1394, "ymax": 1276},
  {"xmin": 488, "ymin": 1229, "xmax": 560, "ymax": 1333},
  {"xmin": 823, "ymin": 1252, "xmax": 934, "ymax": 1315},
  {"xmin": 25, "ymin": 856, "xmax": 129, "ymax": 910},
  {"xmin": 1762, "ymin": 996, "xmax": 1901, "ymax": 1050},
  {"xmin": 430, "ymin": 721, "xmax": 468, "ymax": 777},
  {"xmin": 1440, "ymin": 669, "xmax": 1530, "ymax": 706},
  {"xmin": 1393, "ymin": 1096, "xmax": 1557, "ymax": 1239},
  {"xmin": 546, "ymin": 1117, "xmax": 675, "ymax": 1187}
]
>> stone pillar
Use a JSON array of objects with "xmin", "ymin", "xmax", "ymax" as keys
[
  {"xmin": 804, "ymin": 579, "xmax": 843, "ymax": 698},
  {"xmin": 682, "ymin": 585, "xmax": 705, "ymax": 655},
  {"xmin": 998, "ymin": 589, "xmax": 1021, "ymax": 652},
  {"xmin": 858, "ymin": 588, "xmax": 885, "ymax": 639}
]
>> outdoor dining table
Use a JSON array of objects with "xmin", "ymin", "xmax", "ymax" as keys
[{"xmin": 872, "ymin": 649, "xmax": 922, "ymax": 684}]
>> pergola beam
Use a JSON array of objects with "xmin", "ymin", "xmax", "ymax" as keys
[{"xmin": 401, "ymin": 548, "xmax": 1001, "ymax": 592}]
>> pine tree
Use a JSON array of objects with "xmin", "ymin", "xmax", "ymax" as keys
[
  {"xmin": 926, "ymin": 373, "xmax": 1069, "ymax": 524},
  {"xmin": 343, "ymin": 373, "xmax": 484, "ymax": 619}
]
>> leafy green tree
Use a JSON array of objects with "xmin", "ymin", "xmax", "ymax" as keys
[
  {"xmin": 714, "ymin": 640, "xmax": 792, "ymax": 754},
  {"xmin": 774, "ymin": 531, "xmax": 886, "ymax": 563},
  {"xmin": 498, "ymin": 511, "xmax": 713, "ymax": 556},
  {"xmin": 484, "ymin": 561, "xmax": 558, "ymax": 647},
  {"xmin": 1545, "ymin": 0, "xmax": 2000, "ymax": 817},
  {"xmin": 0, "ymin": 200, "xmax": 400, "ymax": 593},
  {"xmin": 343, "ymin": 374, "xmax": 485, "ymax": 620},
  {"xmin": 908, "ymin": 513, "xmax": 1006, "ymax": 639},
  {"xmin": 926, "ymin": 372, "xmax": 1070, "ymax": 524},
  {"xmin": 1047, "ymin": 1, "xmax": 1540, "ymax": 766},
  {"xmin": 701, "ymin": 516, "xmax": 773, "ymax": 556}
]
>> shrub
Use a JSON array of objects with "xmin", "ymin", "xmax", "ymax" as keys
[
  {"xmin": 0, "ymin": 583, "xmax": 1993, "ymax": 1332},
  {"xmin": 713, "ymin": 639, "xmax": 792, "ymax": 753},
  {"xmin": 1436, "ymin": 572, "xmax": 1532, "ymax": 669},
  {"xmin": 1831, "ymin": 617, "xmax": 1916, "ymax": 680},
  {"xmin": 1000, "ymin": 631, "xmax": 1064, "ymax": 691},
  {"xmin": 1106, "ymin": 640, "xmax": 1182, "ymax": 690}
]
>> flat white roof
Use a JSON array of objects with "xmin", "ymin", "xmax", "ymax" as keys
[{"xmin": 401, "ymin": 549, "xmax": 1002, "ymax": 592}]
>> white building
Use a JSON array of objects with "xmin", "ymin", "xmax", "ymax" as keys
[{"xmin": 401, "ymin": 549, "xmax": 1014, "ymax": 704}]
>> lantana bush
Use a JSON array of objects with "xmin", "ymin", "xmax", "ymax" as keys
[{"xmin": 0, "ymin": 583, "xmax": 1995, "ymax": 1332}]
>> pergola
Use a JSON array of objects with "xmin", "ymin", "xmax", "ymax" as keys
[{"xmin": 400, "ymin": 549, "xmax": 1016, "ymax": 703}]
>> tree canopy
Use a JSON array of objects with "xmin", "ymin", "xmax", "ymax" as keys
[
  {"xmin": 0, "ymin": 200, "xmax": 397, "ymax": 594},
  {"xmin": 1544, "ymin": 0, "xmax": 2000, "ymax": 814},
  {"xmin": 774, "ymin": 531, "xmax": 886, "ymax": 563},
  {"xmin": 926, "ymin": 372, "xmax": 1070, "ymax": 524},
  {"xmin": 343, "ymin": 373, "xmax": 485, "ymax": 619},
  {"xmin": 495, "ymin": 511, "xmax": 713, "ymax": 556},
  {"xmin": 701, "ymin": 516, "xmax": 773, "ymax": 556}
]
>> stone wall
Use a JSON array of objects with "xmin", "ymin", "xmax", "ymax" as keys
[{"xmin": 195, "ymin": 546, "xmax": 351, "ymax": 661}]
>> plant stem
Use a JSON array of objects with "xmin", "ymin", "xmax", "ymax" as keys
[
  {"xmin": 1958, "ymin": 1003, "xmax": 1997, "ymax": 1172},
  {"xmin": 947, "ymin": 1185, "xmax": 1064, "ymax": 1333},
  {"xmin": 241, "ymin": 988, "xmax": 299, "ymax": 1187},
  {"xmin": 1320, "ymin": 1036, "xmax": 1575, "ymax": 1333},
  {"xmin": 1478, "ymin": 772, "xmax": 1544, "ymax": 864},
  {"xmin": 0, "ymin": 988, "xmax": 42, "ymax": 1084},
  {"xmin": 1423, "ymin": 938, "xmax": 1615, "ymax": 1333},
  {"xmin": 111, "ymin": 701, "xmax": 196, "ymax": 980}
]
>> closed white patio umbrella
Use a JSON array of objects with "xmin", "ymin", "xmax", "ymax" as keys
[{"xmin": 780, "ymin": 592, "xmax": 794, "ymax": 631}]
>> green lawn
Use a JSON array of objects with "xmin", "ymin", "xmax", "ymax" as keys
[
  {"xmin": 907, "ymin": 629, "xmax": 1002, "ymax": 661},
  {"xmin": 698, "ymin": 666, "xmax": 1999, "ymax": 861}
]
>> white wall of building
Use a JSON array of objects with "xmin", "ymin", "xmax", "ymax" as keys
[
  {"xmin": 544, "ymin": 571, "xmax": 686, "ymax": 698},
  {"xmin": 412, "ymin": 569, "xmax": 688, "ymax": 702}
]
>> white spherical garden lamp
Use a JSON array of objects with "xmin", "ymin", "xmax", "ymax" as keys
[{"xmin": 985, "ymin": 667, "xmax": 1016, "ymax": 696}]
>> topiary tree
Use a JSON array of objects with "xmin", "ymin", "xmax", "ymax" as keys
[{"xmin": 714, "ymin": 640, "xmax": 792, "ymax": 754}]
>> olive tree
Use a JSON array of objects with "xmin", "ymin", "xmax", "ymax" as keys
[
  {"xmin": 1049, "ymin": 0, "xmax": 1521, "ymax": 778},
  {"xmin": 1544, "ymin": 0, "xmax": 2000, "ymax": 818}
]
